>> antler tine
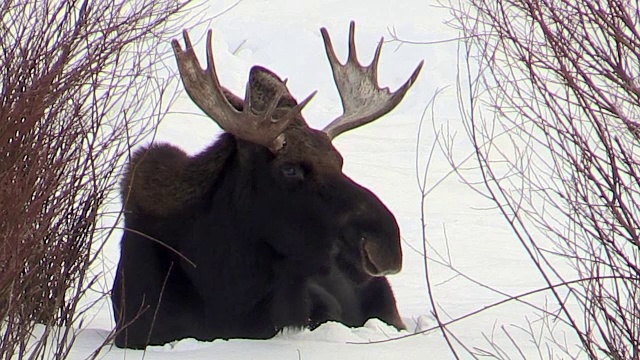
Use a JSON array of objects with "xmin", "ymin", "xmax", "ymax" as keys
[
  {"xmin": 320, "ymin": 21, "xmax": 424, "ymax": 140},
  {"xmin": 347, "ymin": 21, "xmax": 359, "ymax": 64},
  {"xmin": 172, "ymin": 29, "xmax": 315, "ymax": 152}
]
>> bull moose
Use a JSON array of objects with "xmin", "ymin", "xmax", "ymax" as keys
[{"xmin": 112, "ymin": 22, "xmax": 423, "ymax": 349}]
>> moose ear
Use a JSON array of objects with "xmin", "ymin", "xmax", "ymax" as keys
[{"xmin": 248, "ymin": 66, "xmax": 298, "ymax": 114}]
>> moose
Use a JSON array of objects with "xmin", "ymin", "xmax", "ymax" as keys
[{"xmin": 112, "ymin": 22, "xmax": 423, "ymax": 349}]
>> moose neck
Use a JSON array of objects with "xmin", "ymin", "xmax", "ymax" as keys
[{"xmin": 176, "ymin": 136, "xmax": 276, "ymax": 299}]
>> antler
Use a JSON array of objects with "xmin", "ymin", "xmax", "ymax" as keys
[
  {"xmin": 320, "ymin": 21, "xmax": 424, "ymax": 139},
  {"xmin": 172, "ymin": 29, "xmax": 316, "ymax": 151}
]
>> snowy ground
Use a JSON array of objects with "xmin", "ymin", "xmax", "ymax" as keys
[{"xmin": 67, "ymin": 1, "xmax": 581, "ymax": 358}]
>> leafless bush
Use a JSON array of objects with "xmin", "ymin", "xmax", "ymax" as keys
[
  {"xmin": 0, "ymin": 0, "xmax": 191, "ymax": 358},
  {"xmin": 439, "ymin": 0, "xmax": 640, "ymax": 358}
]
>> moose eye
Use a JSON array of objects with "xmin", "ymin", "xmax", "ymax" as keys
[{"xmin": 280, "ymin": 164, "xmax": 304, "ymax": 181}]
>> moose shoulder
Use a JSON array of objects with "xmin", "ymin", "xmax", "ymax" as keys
[{"xmin": 112, "ymin": 22, "xmax": 422, "ymax": 349}]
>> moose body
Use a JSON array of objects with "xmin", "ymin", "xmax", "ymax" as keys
[{"xmin": 112, "ymin": 22, "xmax": 422, "ymax": 349}]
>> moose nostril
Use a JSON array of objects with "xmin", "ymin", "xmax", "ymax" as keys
[{"xmin": 362, "ymin": 238, "xmax": 402, "ymax": 276}]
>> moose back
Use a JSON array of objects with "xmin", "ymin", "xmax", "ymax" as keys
[{"xmin": 111, "ymin": 22, "xmax": 422, "ymax": 349}]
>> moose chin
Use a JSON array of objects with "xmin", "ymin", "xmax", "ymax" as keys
[{"xmin": 111, "ymin": 21, "xmax": 423, "ymax": 349}]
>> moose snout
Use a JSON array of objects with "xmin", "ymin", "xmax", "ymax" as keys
[
  {"xmin": 361, "ymin": 236, "xmax": 402, "ymax": 277},
  {"xmin": 334, "ymin": 179, "xmax": 403, "ymax": 277}
]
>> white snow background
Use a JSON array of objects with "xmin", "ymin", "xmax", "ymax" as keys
[{"xmin": 65, "ymin": 0, "xmax": 583, "ymax": 358}]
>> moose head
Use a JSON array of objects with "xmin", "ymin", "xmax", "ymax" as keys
[{"xmin": 171, "ymin": 21, "xmax": 422, "ymax": 277}]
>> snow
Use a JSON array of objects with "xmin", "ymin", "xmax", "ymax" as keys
[{"xmin": 65, "ymin": 0, "xmax": 581, "ymax": 358}]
